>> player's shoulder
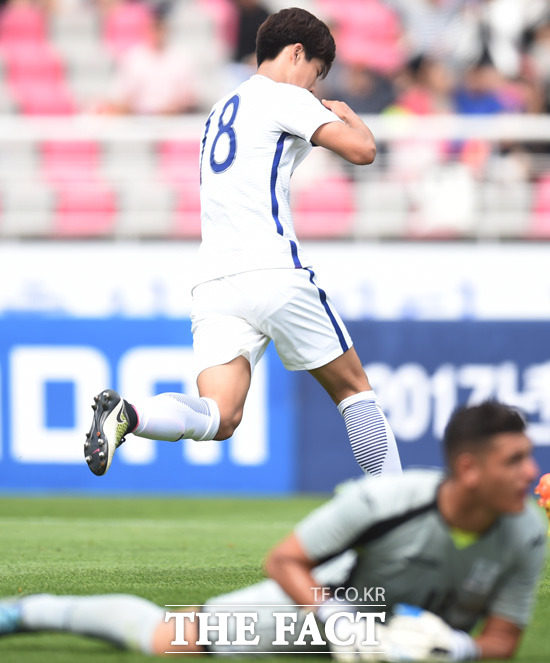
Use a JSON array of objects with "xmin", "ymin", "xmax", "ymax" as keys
[
  {"xmin": 502, "ymin": 500, "xmax": 548, "ymax": 550},
  {"xmin": 340, "ymin": 469, "xmax": 443, "ymax": 518}
]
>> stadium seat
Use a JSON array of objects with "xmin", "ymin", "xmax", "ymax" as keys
[
  {"xmin": 477, "ymin": 182, "xmax": 531, "ymax": 239},
  {"xmin": 292, "ymin": 175, "xmax": 355, "ymax": 238},
  {"xmin": 198, "ymin": 0, "xmax": 237, "ymax": 54},
  {"xmin": 41, "ymin": 140, "xmax": 101, "ymax": 183},
  {"xmin": 49, "ymin": 2, "xmax": 100, "ymax": 45},
  {"xmin": 0, "ymin": 181, "xmax": 55, "ymax": 237},
  {"xmin": 54, "ymin": 180, "xmax": 116, "ymax": 237},
  {"xmin": 1, "ymin": 41, "xmax": 65, "ymax": 82},
  {"xmin": 0, "ymin": 3, "xmax": 47, "ymax": 44},
  {"xmin": 158, "ymin": 140, "xmax": 201, "ymax": 182},
  {"xmin": 354, "ymin": 179, "xmax": 409, "ymax": 238},
  {"xmin": 530, "ymin": 175, "xmax": 550, "ymax": 238},
  {"xmin": 102, "ymin": 1, "xmax": 153, "ymax": 58},
  {"xmin": 318, "ymin": 0, "xmax": 404, "ymax": 73},
  {"xmin": 10, "ymin": 78, "xmax": 76, "ymax": 115},
  {"xmin": 158, "ymin": 140, "xmax": 202, "ymax": 237},
  {"xmin": 101, "ymin": 141, "xmax": 157, "ymax": 183},
  {"xmin": 114, "ymin": 180, "xmax": 176, "ymax": 237},
  {"xmin": 173, "ymin": 176, "xmax": 202, "ymax": 238},
  {"xmin": 0, "ymin": 138, "xmax": 39, "ymax": 181}
]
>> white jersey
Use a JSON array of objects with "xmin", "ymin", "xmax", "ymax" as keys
[{"xmin": 195, "ymin": 74, "xmax": 340, "ymax": 287}]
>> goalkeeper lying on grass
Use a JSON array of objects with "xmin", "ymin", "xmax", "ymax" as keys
[{"xmin": 0, "ymin": 401, "xmax": 546, "ymax": 660}]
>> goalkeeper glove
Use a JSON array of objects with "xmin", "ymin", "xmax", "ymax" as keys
[{"xmin": 380, "ymin": 604, "xmax": 481, "ymax": 662}]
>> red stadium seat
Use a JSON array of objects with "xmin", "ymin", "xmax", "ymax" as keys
[
  {"xmin": 54, "ymin": 180, "xmax": 116, "ymax": 237},
  {"xmin": 292, "ymin": 176, "xmax": 355, "ymax": 238}
]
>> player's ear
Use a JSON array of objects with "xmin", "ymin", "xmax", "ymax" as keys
[
  {"xmin": 292, "ymin": 43, "xmax": 304, "ymax": 61},
  {"xmin": 454, "ymin": 452, "xmax": 482, "ymax": 489}
]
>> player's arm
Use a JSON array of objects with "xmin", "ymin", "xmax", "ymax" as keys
[
  {"xmin": 311, "ymin": 99, "xmax": 376, "ymax": 165},
  {"xmin": 475, "ymin": 615, "xmax": 523, "ymax": 659},
  {"xmin": 264, "ymin": 531, "xmax": 320, "ymax": 607}
]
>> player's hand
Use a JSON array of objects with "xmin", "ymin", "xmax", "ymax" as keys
[
  {"xmin": 321, "ymin": 99, "xmax": 356, "ymax": 124},
  {"xmin": 379, "ymin": 605, "xmax": 481, "ymax": 662}
]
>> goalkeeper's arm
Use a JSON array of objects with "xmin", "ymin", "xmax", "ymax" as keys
[
  {"xmin": 474, "ymin": 615, "xmax": 523, "ymax": 659},
  {"xmin": 264, "ymin": 532, "xmax": 322, "ymax": 608}
]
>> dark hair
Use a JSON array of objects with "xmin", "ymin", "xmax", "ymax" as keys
[
  {"xmin": 256, "ymin": 8, "xmax": 335, "ymax": 79},
  {"xmin": 444, "ymin": 400, "xmax": 526, "ymax": 468}
]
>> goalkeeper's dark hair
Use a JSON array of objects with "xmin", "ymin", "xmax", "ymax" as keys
[
  {"xmin": 444, "ymin": 400, "xmax": 526, "ymax": 469},
  {"xmin": 256, "ymin": 8, "xmax": 335, "ymax": 79}
]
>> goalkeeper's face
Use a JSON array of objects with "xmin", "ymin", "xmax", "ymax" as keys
[{"xmin": 474, "ymin": 432, "xmax": 538, "ymax": 514}]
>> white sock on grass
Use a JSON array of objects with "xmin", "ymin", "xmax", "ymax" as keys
[{"xmin": 19, "ymin": 593, "xmax": 163, "ymax": 654}]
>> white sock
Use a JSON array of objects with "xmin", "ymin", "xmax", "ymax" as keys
[
  {"xmin": 338, "ymin": 390, "xmax": 402, "ymax": 475},
  {"xmin": 19, "ymin": 594, "xmax": 163, "ymax": 654},
  {"xmin": 132, "ymin": 393, "xmax": 220, "ymax": 442}
]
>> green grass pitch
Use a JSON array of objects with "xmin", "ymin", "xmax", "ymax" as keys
[{"xmin": 0, "ymin": 495, "xmax": 549, "ymax": 663}]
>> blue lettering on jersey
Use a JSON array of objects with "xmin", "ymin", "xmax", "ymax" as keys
[
  {"xmin": 200, "ymin": 108, "xmax": 215, "ymax": 185},
  {"xmin": 210, "ymin": 94, "xmax": 240, "ymax": 173}
]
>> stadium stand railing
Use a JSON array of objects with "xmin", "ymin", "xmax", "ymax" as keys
[{"xmin": 0, "ymin": 114, "xmax": 549, "ymax": 240}]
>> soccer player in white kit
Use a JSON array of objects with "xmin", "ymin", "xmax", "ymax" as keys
[{"xmin": 84, "ymin": 7, "xmax": 402, "ymax": 478}]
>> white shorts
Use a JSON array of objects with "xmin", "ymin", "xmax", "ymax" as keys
[{"xmin": 191, "ymin": 268, "xmax": 352, "ymax": 376}]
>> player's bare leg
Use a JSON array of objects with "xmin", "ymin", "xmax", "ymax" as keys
[
  {"xmin": 310, "ymin": 348, "xmax": 402, "ymax": 475},
  {"xmin": 197, "ymin": 355, "xmax": 251, "ymax": 440},
  {"xmin": 309, "ymin": 347, "xmax": 370, "ymax": 404},
  {"xmin": 152, "ymin": 611, "xmax": 205, "ymax": 655}
]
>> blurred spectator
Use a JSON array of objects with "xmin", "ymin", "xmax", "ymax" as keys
[
  {"xmin": 391, "ymin": 55, "xmax": 455, "ymax": 114},
  {"xmin": 386, "ymin": 0, "xmax": 469, "ymax": 66},
  {"xmin": 461, "ymin": 0, "xmax": 548, "ymax": 78},
  {"xmin": 223, "ymin": 0, "xmax": 269, "ymax": 89},
  {"xmin": 97, "ymin": 1, "xmax": 198, "ymax": 114},
  {"xmin": 454, "ymin": 60, "xmax": 507, "ymax": 114},
  {"xmin": 231, "ymin": 0, "xmax": 268, "ymax": 65},
  {"xmin": 324, "ymin": 61, "xmax": 396, "ymax": 114},
  {"xmin": 527, "ymin": 16, "xmax": 550, "ymax": 111}
]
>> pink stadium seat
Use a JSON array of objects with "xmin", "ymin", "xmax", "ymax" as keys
[
  {"xmin": 198, "ymin": 0, "xmax": 237, "ymax": 51},
  {"xmin": 318, "ymin": 0, "xmax": 404, "ymax": 73},
  {"xmin": 54, "ymin": 180, "xmax": 116, "ymax": 237},
  {"xmin": 530, "ymin": 175, "xmax": 550, "ymax": 238},
  {"xmin": 1, "ymin": 41, "xmax": 64, "ymax": 82},
  {"xmin": 0, "ymin": 3, "xmax": 47, "ymax": 44},
  {"xmin": 10, "ymin": 78, "xmax": 76, "ymax": 115},
  {"xmin": 41, "ymin": 140, "xmax": 100, "ymax": 183},
  {"xmin": 292, "ymin": 176, "xmax": 355, "ymax": 238},
  {"xmin": 103, "ymin": 1, "xmax": 153, "ymax": 57},
  {"xmin": 172, "ymin": 173, "xmax": 202, "ymax": 238},
  {"xmin": 157, "ymin": 140, "xmax": 200, "ymax": 184},
  {"xmin": 158, "ymin": 140, "xmax": 201, "ymax": 236}
]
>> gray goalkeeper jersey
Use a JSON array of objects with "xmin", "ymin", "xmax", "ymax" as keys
[{"xmin": 296, "ymin": 469, "xmax": 547, "ymax": 631}]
